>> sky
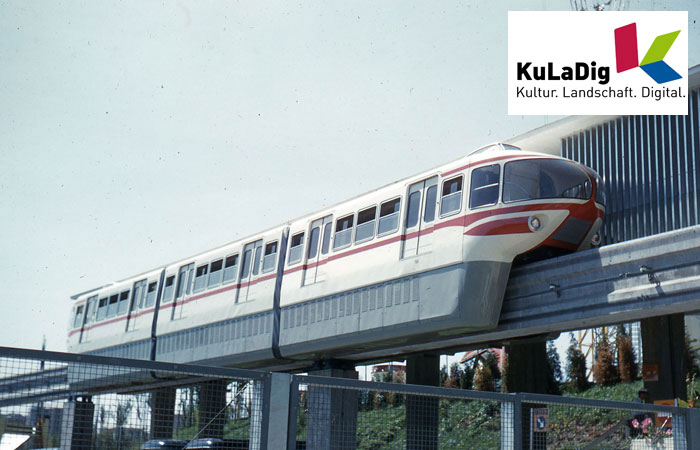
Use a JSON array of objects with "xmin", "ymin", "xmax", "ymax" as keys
[{"xmin": 1, "ymin": 0, "xmax": 699, "ymax": 360}]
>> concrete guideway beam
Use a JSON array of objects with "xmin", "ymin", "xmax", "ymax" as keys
[{"xmin": 346, "ymin": 225, "xmax": 700, "ymax": 360}]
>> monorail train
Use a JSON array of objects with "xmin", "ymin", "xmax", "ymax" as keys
[{"xmin": 68, "ymin": 143, "xmax": 606, "ymax": 370}]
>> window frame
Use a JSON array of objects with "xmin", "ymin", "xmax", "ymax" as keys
[
  {"xmin": 354, "ymin": 205, "xmax": 377, "ymax": 244},
  {"xmin": 208, "ymin": 258, "xmax": 224, "ymax": 288},
  {"xmin": 96, "ymin": 297, "xmax": 108, "ymax": 321},
  {"xmin": 405, "ymin": 191, "xmax": 421, "ymax": 229},
  {"xmin": 424, "ymin": 185, "xmax": 438, "ymax": 223},
  {"xmin": 85, "ymin": 295, "xmax": 97, "ymax": 325},
  {"xmin": 162, "ymin": 275, "xmax": 176, "ymax": 303},
  {"xmin": 222, "ymin": 253, "xmax": 239, "ymax": 285},
  {"xmin": 288, "ymin": 232, "xmax": 305, "ymax": 265},
  {"xmin": 321, "ymin": 222, "xmax": 332, "ymax": 255},
  {"xmin": 439, "ymin": 175, "xmax": 464, "ymax": 217},
  {"xmin": 116, "ymin": 290, "xmax": 130, "ymax": 316},
  {"xmin": 73, "ymin": 305, "xmax": 84, "ymax": 329},
  {"xmin": 377, "ymin": 197, "xmax": 401, "ymax": 237},
  {"xmin": 145, "ymin": 281, "xmax": 158, "ymax": 308},
  {"xmin": 193, "ymin": 264, "xmax": 209, "ymax": 293},
  {"xmin": 262, "ymin": 241, "xmax": 279, "ymax": 273},
  {"xmin": 469, "ymin": 164, "xmax": 501, "ymax": 210},
  {"xmin": 332, "ymin": 214, "xmax": 354, "ymax": 251},
  {"xmin": 106, "ymin": 293, "xmax": 119, "ymax": 318}
]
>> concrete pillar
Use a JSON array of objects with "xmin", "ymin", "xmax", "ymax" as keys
[
  {"xmin": 405, "ymin": 354, "xmax": 439, "ymax": 450},
  {"xmin": 307, "ymin": 360, "xmax": 358, "ymax": 450},
  {"xmin": 641, "ymin": 314, "xmax": 687, "ymax": 401},
  {"xmin": 60, "ymin": 396, "xmax": 94, "ymax": 450},
  {"xmin": 504, "ymin": 341, "xmax": 549, "ymax": 450},
  {"xmin": 199, "ymin": 380, "xmax": 228, "ymax": 439},
  {"xmin": 150, "ymin": 388, "xmax": 176, "ymax": 439},
  {"xmin": 504, "ymin": 341, "xmax": 549, "ymax": 394}
]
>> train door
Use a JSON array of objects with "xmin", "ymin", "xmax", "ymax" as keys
[
  {"xmin": 79, "ymin": 295, "xmax": 97, "ymax": 343},
  {"xmin": 126, "ymin": 279, "xmax": 146, "ymax": 332},
  {"xmin": 401, "ymin": 176, "xmax": 438, "ymax": 258},
  {"xmin": 302, "ymin": 219, "xmax": 322, "ymax": 286},
  {"xmin": 172, "ymin": 263, "xmax": 194, "ymax": 320},
  {"xmin": 417, "ymin": 178, "xmax": 438, "ymax": 254},
  {"xmin": 237, "ymin": 240, "xmax": 262, "ymax": 303},
  {"xmin": 314, "ymin": 216, "xmax": 334, "ymax": 283}
]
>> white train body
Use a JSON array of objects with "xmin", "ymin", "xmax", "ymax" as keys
[{"xmin": 68, "ymin": 144, "xmax": 605, "ymax": 369}]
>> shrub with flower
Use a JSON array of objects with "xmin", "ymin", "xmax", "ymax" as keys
[{"xmin": 630, "ymin": 415, "xmax": 672, "ymax": 443}]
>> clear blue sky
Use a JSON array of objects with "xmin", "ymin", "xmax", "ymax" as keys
[{"xmin": 1, "ymin": 0, "xmax": 699, "ymax": 353}]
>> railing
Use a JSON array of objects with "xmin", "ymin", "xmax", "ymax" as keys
[{"xmin": 1, "ymin": 346, "xmax": 698, "ymax": 450}]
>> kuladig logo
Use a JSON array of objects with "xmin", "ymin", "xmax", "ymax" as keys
[{"xmin": 614, "ymin": 22, "xmax": 682, "ymax": 84}]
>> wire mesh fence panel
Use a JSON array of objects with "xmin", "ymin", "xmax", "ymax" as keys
[
  {"xmin": 521, "ymin": 400, "xmax": 687, "ymax": 450},
  {"xmin": 0, "ymin": 349, "xmax": 265, "ymax": 450},
  {"xmin": 297, "ymin": 380, "xmax": 505, "ymax": 450}
]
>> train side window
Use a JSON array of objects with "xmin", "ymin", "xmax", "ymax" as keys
[
  {"xmin": 241, "ymin": 249, "xmax": 253, "ymax": 279},
  {"xmin": 85, "ymin": 296, "xmax": 97, "ymax": 324},
  {"xmin": 470, "ymin": 164, "xmax": 501, "ymax": 209},
  {"xmin": 73, "ymin": 305, "xmax": 84, "ymax": 329},
  {"xmin": 223, "ymin": 254, "xmax": 238, "ymax": 284},
  {"xmin": 96, "ymin": 297, "xmax": 108, "ymax": 321},
  {"xmin": 208, "ymin": 259, "xmax": 223, "ymax": 287},
  {"xmin": 440, "ymin": 176, "xmax": 463, "ymax": 216},
  {"xmin": 288, "ymin": 233, "xmax": 304, "ymax": 265},
  {"xmin": 145, "ymin": 281, "xmax": 158, "ymax": 307},
  {"xmin": 194, "ymin": 264, "xmax": 209, "ymax": 292},
  {"xmin": 405, "ymin": 191, "xmax": 421, "ymax": 228},
  {"xmin": 321, "ymin": 222, "xmax": 332, "ymax": 254},
  {"xmin": 307, "ymin": 226, "xmax": 320, "ymax": 259},
  {"xmin": 333, "ymin": 215, "xmax": 354, "ymax": 250},
  {"xmin": 107, "ymin": 294, "xmax": 119, "ymax": 318},
  {"xmin": 252, "ymin": 245, "xmax": 263, "ymax": 276},
  {"xmin": 424, "ymin": 185, "xmax": 438, "ymax": 222},
  {"xmin": 163, "ymin": 276, "xmax": 175, "ymax": 303},
  {"xmin": 132, "ymin": 280, "xmax": 146, "ymax": 312},
  {"xmin": 355, "ymin": 206, "xmax": 376, "ymax": 243},
  {"xmin": 378, "ymin": 198, "xmax": 400, "ymax": 235},
  {"xmin": 176, "ymin": 263, "xmax": 194, "ymax": 299},
  {"xmin": 117, "ymin": 290, "xmax": 130, "ymax": 316},
  {"xmin": 262, "ymin": 241, "xmax": 278, "ymax": 273}
]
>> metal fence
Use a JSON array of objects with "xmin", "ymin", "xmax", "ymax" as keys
[{"xmin": 1, "ymin": 347, "xmax": 699, "ymax": 450}]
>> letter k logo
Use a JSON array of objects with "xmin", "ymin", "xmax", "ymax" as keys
[{"xmin": 614, "ymin": 23, "xmax": 682, "ymax": 84}]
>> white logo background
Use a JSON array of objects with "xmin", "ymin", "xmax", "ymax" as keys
[{"xmin": 508, "ymin": 11, "xmax": 688, "ymax": 115}]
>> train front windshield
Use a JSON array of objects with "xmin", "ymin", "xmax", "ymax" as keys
[{"xmin": 503, "ymin": 159, "xmax": 592, "ymax": 203}]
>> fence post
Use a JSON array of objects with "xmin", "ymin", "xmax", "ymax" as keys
[
  {"xmin": 59, "ymin": 396, "xmax": 94, "ymax": 450},
  {"xmin": 287, "ymin": 375, "xmax": 300, "ymax": 450},
  {"xmin": 513, "ymin": 395, "xmax": 523, "ymax": 450},
  {"xmin": 685, "ymin": 408, "xmax": 700, "ymax": 450},
  {"xmin": 500, "ymin": 400, "xmax": 514, "ymax": 450},
  {"xmin": 252, "ymin": 373, "xmax": 292, "ymax": 450}
]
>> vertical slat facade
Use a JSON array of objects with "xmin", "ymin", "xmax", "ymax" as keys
[{"xmin": 562, "ymin": 88, "xmax": 700, "ymax": 245}]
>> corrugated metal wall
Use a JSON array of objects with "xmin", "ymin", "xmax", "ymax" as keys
[{"xmin": 562, "ymin": 88, "xmax": 700, "ymax": 245}]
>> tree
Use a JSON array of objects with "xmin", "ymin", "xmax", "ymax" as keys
[
  {"xmin": 566, "ymin": 333, "xmax": 589, "ymax": 392},
  {"xmin": 592, "ymin": 329, "xmax": 619, "ymax": 386},
  {"xmin": 546, "ymin": 340, "xmax": 562, "ymax": 395},
  {"xmin": 460, "ymin": 363, "xmax": 474, "ymax": 390},
  {"xmin": 445, "ymin": 363, "xmax": 462, "ymax": 388},
  {"xmin": 616, "ymin": 325, "xmax": 638, "ymax": 382},
  {"xmin": 115, "ymin": 400, "xmax": 133, "ymax": 450},
  {"xmin": 482, "ymin": 351, "xmax": 501, "ymax": 382},
  {"xmin": 439, "ymin": 364, "xmax": 448, "ymax": 387},
  {"xmin": 473, "ymin": 363, "xmax": 495, "ymax": 391},
  {"xmin": 685, "ymin": 332, "xmax": 700, "ymax": 379}
]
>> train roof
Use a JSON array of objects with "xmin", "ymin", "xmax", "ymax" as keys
[{"xmin": 71, "ymin": 143, "xmax": 536, "ymax": 300}]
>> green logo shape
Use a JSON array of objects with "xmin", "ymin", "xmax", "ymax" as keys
[{"xmin": 640, "ymin": 30, "xmax": 681, "ymax": 66}]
